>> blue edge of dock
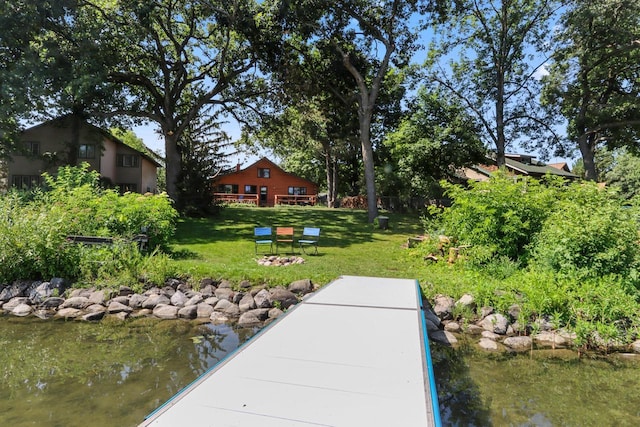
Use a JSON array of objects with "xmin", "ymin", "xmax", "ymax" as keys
[{"xmin": 142, "ymin": 276, "xmax": 443, "ymax": 427}]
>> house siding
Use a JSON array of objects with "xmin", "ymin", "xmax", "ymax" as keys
[
  {"xmin": 4, "ymin": 117, "xmax": 159, "ymax": 194},
  {"xmin": 214, "ymin": 158, "xmax": 318, "ymax": 207}
]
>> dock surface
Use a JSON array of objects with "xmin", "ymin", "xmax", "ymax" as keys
[{"xmin": 141, "ymin": 275, "xmax": 441, "ymax": 427}]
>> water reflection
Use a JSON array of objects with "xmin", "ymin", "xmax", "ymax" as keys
[
  {"xmin": 432, "ymin": 337, "xmax": 640, "ymax": 426},
  {"xmin": 3, "ymin": 316, "xmax": 640, "ymax": 426},
  {"xmin": 0, "ymin": 316, "xmax": 257, "ymax": 427}
]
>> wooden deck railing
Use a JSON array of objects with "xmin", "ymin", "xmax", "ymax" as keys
[
  {"xmin": 274, "ymin": 194, "xmax": 317, "ymax": 206},
  {"xmin": 213, "ymin": 193, "xmax": 259, "ymax": 205}
]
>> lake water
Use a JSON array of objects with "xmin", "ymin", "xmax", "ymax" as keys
[{"xmin": 2, "ymin": 317, "xmax": 640, "ymax": 426}]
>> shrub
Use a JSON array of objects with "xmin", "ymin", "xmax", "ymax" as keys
[
  {"xmin": 0, "ymin": 164, "xmax": 179, "ymax": 283},
  {"xmin": 531, "ymin": 183, "xmax": 640, "ymax": 281}
]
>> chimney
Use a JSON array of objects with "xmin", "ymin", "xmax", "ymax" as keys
[{"xmin": 236, "ymin": 163, "xmax": 241, "ymax": 172}]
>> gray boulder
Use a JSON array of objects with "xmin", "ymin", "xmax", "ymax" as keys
[
  {"xmin": 82, "ymin": 311, "xmax": 106, "ymax": 321},
  {"xmin": 186, "ymin": 294, "xmax": 204, "ymax": 306},
  {"xmin": 129, "ymin": 294, "xmax": 146, "ymax": 309},
  {"xmin": 40, "ymin": 297, "xmax": 65, "ymax": 309},
  {"xmin": 61, "ymin": 296, "xmax": 90, "ymax": 309},
  {"xmin": 153, "ymin": 304, "xmax": 178, "ymax": 319},
  {"xmin": 268, "ymin": 307, "xmax": 284, "ymax": 319},
  {"xmin": 215, "ymin": 288, "xmax": 235, "ymax": 301},
  {"xmin": 170, "ymin": 290, "xmax": 188, "ymax": 307},
  {"xmin": 12, "ymin": 303, "xmax": 32, "ymax": 317},
  {"xmin": 238, "ymin": 311, "xmax": 262, "ymax": 327},
  {"xmin": 142, "ymin": 294, "xmax": 170, "ymax": 309},
  {"xmin": 534, "ymin": 331, "xmax": 568, "ymax": 348},
  {"xmin": 3, "ymin": 297, "xmax": 29, "ymax": 311},
  {"xmin": 196, "ymin": 303, "xmax": 214, "ymax": 318},
  {"xmin": 110, "ymin": 295, "xmax": 130, "ymax": 306},
  {"xmin": 239, "ymin": 294, "xmax": 257, "ymax": 312},
  {"xmin": 503, "ymin": 336, "xmax": 532, "ymax": 351},
  {"xmin": 214, "ymin": 299, "xmax": 234, "ymax": 312},
  {"xmin": 178, "ymin": 305, "xmax": 197, "ymax": 319},
  {"xmin": 0, "ymin": 281, "xmax": 31, "ymax": 301},
  {"xmin": 429, "ymin": 330, "xmax": 458, "ymax": 346},
  {"xmin": 222, "ymin": 303, "xmax": 240, "ymax": 316},
  {"xmin": 433, "ymin": 295, "xmax": 455, "ymax": 320},
  {"xmin": 210, "ymin": 312, "xmax": 230, "ymax": 324},
  {"xmin": 88, "ymin": 290, "xmax": 107, "ymax": 306},
  {"xmin": 288, "ymin": 279, "xmax": 313, "ymax": 295},
  {"xmin": 253, "ymin": 289, "xmax": 272, "ymax": 308},
  {"xmin": 480, "ymin": 313, "xmax": 509, "ymax": 335},
  {"xmin": 444, "ymin": 322, "xmax": 461, "ymax": 333},
  {"xmin": 269, "ymin": 288, "xmax": 298, "ymax": 309},
  {"xmin": 108, "ymin": 301, "xmax": 133, "ymax": 314},
  {"xmin": 27, "ymin": 281, "xmax": 49, "ymax": 304},
  {"xmin": 478, "ymin": 338, "xmax": 499, "ymax": 351},
  {"xmin": 456, "ymin": 294, "xmax": 476, "ymax": 310}
]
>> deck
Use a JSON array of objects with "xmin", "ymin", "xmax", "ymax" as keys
[{"xmin": 140, "ymin": 275, "xmax": 442, "ymax": 427}]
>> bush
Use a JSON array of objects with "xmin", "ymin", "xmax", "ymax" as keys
[
  {"xmin": 0, "ymin": 164, "xmax": 179, "ymax": 283},
  {"xmin": 415, "ymin": 174, "xmax": 640, "ymax": 344},
  {"xmin": 531, "ymin": 183, "xmax": 640, "ymax": 280},
  {"xmin": 433, "ymin": 172, "xmax": 558, "ymax": 261}
]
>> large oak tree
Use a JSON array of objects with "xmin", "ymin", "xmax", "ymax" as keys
[{"xmin": 542, "ymin": 0, "xmax": 640, "ymax": 180}]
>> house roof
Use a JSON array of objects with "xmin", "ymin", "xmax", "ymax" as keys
[
  {"xmin": 220, "ymin": 157, "xmax": 318, "ymax": 186},
  {"xmin": 504, "ymin": 157, "xmax": 578, "ymax": 178},
  {"xmin": 459, "ymin": 153, "xmax": 579, "ymax": 181}
]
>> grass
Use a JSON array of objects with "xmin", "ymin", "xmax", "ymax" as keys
[{"xmin": 168, "ymin": 204, "xmax": 426, "ymax": 287}]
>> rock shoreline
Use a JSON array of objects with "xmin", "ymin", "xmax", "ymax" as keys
[
  {"xmin": 2, "ymin": 278, "xmax": 640, "ymax": 355},
  {"xmin": 426, "ymin": 293, "xmax": 640, "ymax": 355},
  {"xmin": 0, "ymin": 277, "xmax": 316, "ymax": 328}
]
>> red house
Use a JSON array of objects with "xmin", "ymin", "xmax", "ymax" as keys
[{"xmin": 213, "ymin": 157, "xmax": 318, "ymax": 207}]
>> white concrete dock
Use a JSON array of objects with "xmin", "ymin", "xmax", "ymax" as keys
[{"xmin": 140, "ymin": 275, "xmax": 441, "ymax": 427}]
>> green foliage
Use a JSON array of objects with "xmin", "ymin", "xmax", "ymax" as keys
[
  {"xmin": 416, "ymin": 174, "xmax": 640, "ymax": 346},
  {"xmin": 0, "ymin": 165, "xmax": 178, "ymax": 283},
  {"xmin": 380, "ymin": 87, "xmax": 486, "ymax": 199},
  {"xmin": 434, "ymin": 172, "xmax": 558, "ymax": 261},
  {"xmin": 532, "ymin": 183, "xmax": 640, "ymax": 279},
  {"xmin": 605, "ymin": 149, "xmax": 640, "ymax": 200},
  {"xmin": 542, "ymin": 0, "xmax": 640, "ymax": 180}
]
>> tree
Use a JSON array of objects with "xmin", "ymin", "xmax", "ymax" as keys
[
  {"xmin": 77, "ymin": 0, "xmax": 276, "ymax": 207},
  {"xmin": 0, "ymin": 1, "xmax": 77, "ymax": 157},
  {"xmin": 177, "ymin": 112, "xmax": 234, "ymax": 215},
  {"xmin": 605, "ymin": 149, "xmax": 640, "ymax": 200},
  {"xmin": 381, "ymin": 87, "xmax": 486, "ymax": 199},
  {"xmin": 428, "ymin": 0, "xmax": 560, "ymax": 167},
  {"xmin": 275, "ymin": 0, "xmax": 429, "ymax": 222},
  {"xmin": 542, "ymin": 0, "xmax": 640, "ymax": 181}
]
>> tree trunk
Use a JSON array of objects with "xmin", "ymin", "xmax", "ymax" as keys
[
  {"xmin": 164, "ymin": 133, "xmax": 181, "ymax": 204},
  {"xmin": 324, "ymin": 148, "xmax": 338, "ymax": 208},
  {"xmin": 495, "ymin": 61, "xmax": 506, "ymax": 167},
  {"xmin": 359, "ymin": 113, "xmax": 378, "ymax": 223},
  {"xmin": 578, "ymin": 133, "xmax": 597, "ymax": 180}
]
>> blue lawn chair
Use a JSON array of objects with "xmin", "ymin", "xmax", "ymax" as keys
[
  {"xmin": 298, "ymin": 227, "xmax": 320, "ymax": 255},
  {"xmin": 254, "ymin": 227, "xmax": 273, "ymax": 254}
]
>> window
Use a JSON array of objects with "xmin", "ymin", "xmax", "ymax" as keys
[
  {"xmin": 117, "ymin": 183, "xmax": 137, "ymax": 193},
  {"xmin": 117, "ymin": 154, "xmax": 140, "ymax": 167},
  {"xmin": 25, "ymin": 141, "xmax": 40, "ymax": 156},
  {"xmin": 244, "ymin": 185, "xmax": 257, "ymax": 194},
  {"xmin": 257, "ymin": 168, "xmax": 270, "ymax": 178},
  {"xmin": 218, "ymin": 184, "xmax": 239, "ymax": 193},
  {"xmin": 78, "ymin": 144, "xmax": 95, "ymax": 159},
  {"xmin": 11, "ymin": 175, "xmax": 41, "ymax": 190},
  {"xmin": 288, "ymin": 186, "xmax": 307, "ymax": 195}
]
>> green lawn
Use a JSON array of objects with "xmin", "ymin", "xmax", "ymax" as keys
[{"xmin": 169, "ymin": 204, "xmax": 426, "ymax": 287}]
